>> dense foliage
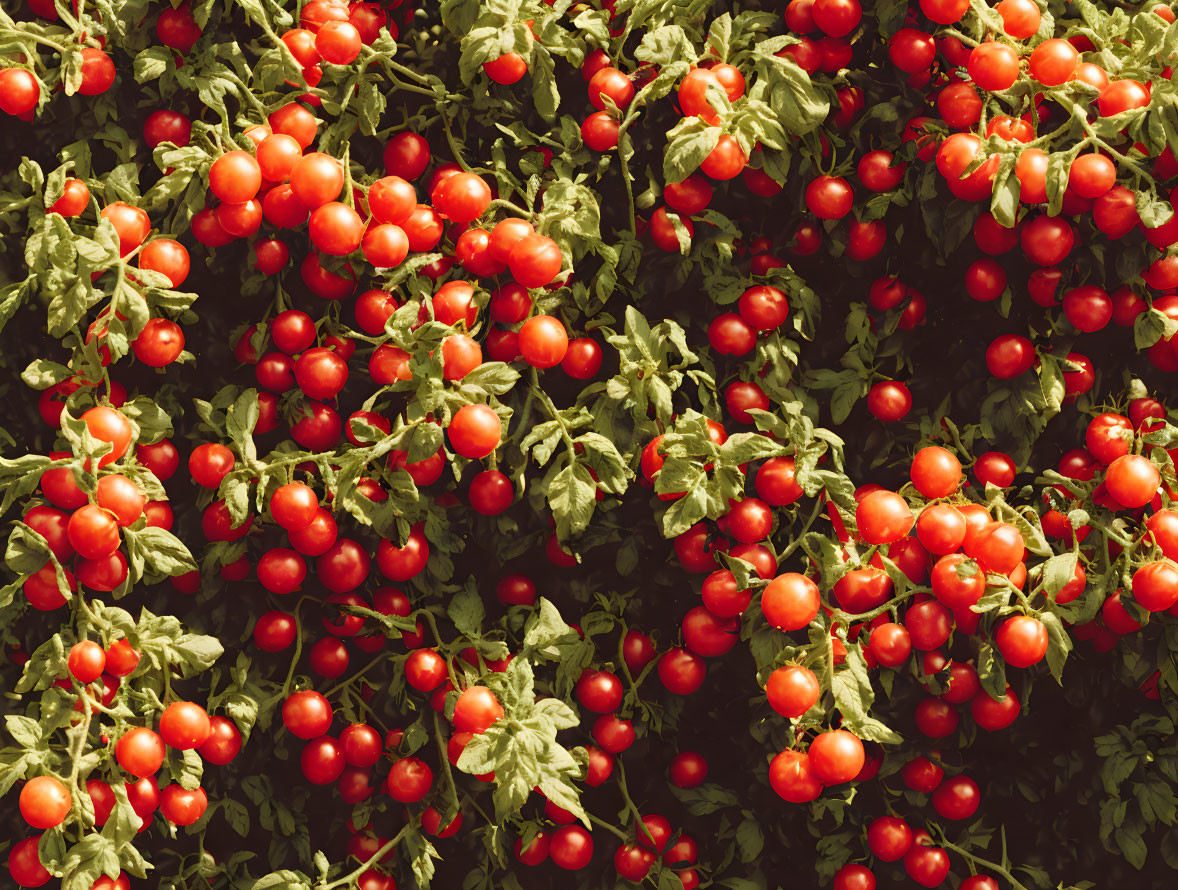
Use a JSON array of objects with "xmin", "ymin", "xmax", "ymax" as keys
[{"xmin": 6, "ymin": 0, "xmax": 1178, "ymax": 888}]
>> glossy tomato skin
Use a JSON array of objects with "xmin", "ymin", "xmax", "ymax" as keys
[
  {"xmin": 8, "ymin": 836, "xmax": 52, "ymax": 886},
  {"xmin": 116, "ymin": 727, "xmax": 166, "ymax": 777},
  {"xmin": 518, "ymin": 315, "xmax": 569, "ymax": 368},
  {"xmin": 761, "ymin": 573, "xmax": 820, "ymax": 630},
  {"xmin": 868, "ymin": 816, "xmax": 914, "ymax": 861},
  {"xmin": 283, "ymin": 690, "xmax": 333, "ymax": 739},
  {"xmin": 808, "ymin": 729, "xmax": 865, "ymax": 785},
  {"xmin": 904, "ymin": 832, "xmax": 951, "ymax": 888},
  {"xmin": 833, "ymin": 864, "xmax": 876, "ymax": 890},
  {"xmin": 657, "ymin": 648, "xmax": 705, "ymax": 694},
  {"xmin": 550, "ymin": 825, "xmax": 594, "ymax": 869},
  {"xmin": 159, "ymin": 701, "xmax": 213, "ymax": 750},
  {"xmin": 805, "ymin": 175, "xmax": 853, "ymax": 219},
  {"xmin": 198, "ymin": 716, "xmax": 243, "ymax": 765},
  {"xmin": 453, "ymin": 686, "xmax": 504, "ymax": 733},
  {"xmin": 766, "ymin": 664, "xmax": 820, "ymax": 717},
  {"xmin": 769, "ymin": 749, "xmax": 823, "ymax": 802},
  {"xmin": 867, "ymin": 381, "xmax": 911, "ymax": 421},
  {"xmin": 448, "ymin": 404, "xmax": 502, "ymax": 459},
  {"xmin": 19, "ymin": 776, "xmax": 72, "ymax": 829},
  {"xmin": 160, "ymin": 785, "xmax": 208, "ymax": 826},
  {"xmin": 669, "ymin": 751, "xmax": 708, "ymax": 788}
]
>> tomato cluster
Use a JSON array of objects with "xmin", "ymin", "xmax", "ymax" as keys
[{"xmin": 9, "ymin": 0, "xmax": 1178, "ymax": 888}]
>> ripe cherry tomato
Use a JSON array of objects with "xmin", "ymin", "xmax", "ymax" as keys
[
  {"xmin": 867, "ymin": 381, "xmax": 911, "ymax": 422},
  {"xmin": 967, "ymin": 42, "xmax": 1019, "ymax": 91},
  {"xmin": 116, "ymin": 727, "xmax": 166, "ymax": 777},
  {"xmin": 1028, "ymin": 38, "xmax": 1079, "ymax": 85},
  {"xmin": 19, "ymin": 776, "xmax": 71, "ymax": 829},
  {"xmin": 761, "ymin": 573, "xmax": 820, "ymax": 630},
  {"xmin": 766, "ymin": 664, "xmax": 820, "ymax": 717},
  {"xmin": 805, "ymin": 175, "xmax": 853, "ymax": 219},
  {"xmin": 453, "ymin": 686, "xmax": 504, "ymax": 733},
  {"xmin": 159, "ymin": 701, "xmax": 213, "ymax": 750},
  {"xmin": 769, "ymin": 749, "xmax": 822, "ymax": 802}
]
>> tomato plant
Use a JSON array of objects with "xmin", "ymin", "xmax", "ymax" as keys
[{"xmin": 4, "ymin": 1, "xmax": 1178, "ymax": 888}]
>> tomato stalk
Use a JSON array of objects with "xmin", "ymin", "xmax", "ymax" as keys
[
  {"xmin": 431, "ymin": 711, "xmax": 462, "ymax": 825},
  {"xmin": 323, "ymin": 651, "xmax": 392, "ymax": 699},
  {"xmin": 313, "ymin": 824, "xmax": 409, "ymax": 890},
  {"xmin": 414, "ymin": 607, "xmax": 462, "ymax": 689},
  {"xmin": 932, "ymin": 830, "xmax": 1032, "ymax": 890},
  {"xmin": 65, "ymin": 696, "xmax": 93, "ymax": 841},
  {"xmin": 486, "ymin": 197, "xmax": 531, "ymax": 219},
  {"xmin": 587, "ymin": 811, "xmax": 629, "ymax": 841},
  {"xmin": 616, "ymin": 761, "xmax": 653, "ymax": 842},
  {"xmin": 281, "ymin": 595, "xmax": 313, "ymax": 696},
  {"xmin": 441, "ymin": 112, "xmax": 475, "ymax": 175},
  {"xmin": 0, "ymin": 26, "xmax": 71, "ymax": 58},
  {"xmin": 380, "ymin": 55, "xmax": 459, "ymax": 102},
  {"xmin": 774, "ymin": 496, "xmax": 827, "ymax": 565}
]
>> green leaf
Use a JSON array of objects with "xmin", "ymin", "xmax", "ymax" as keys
[
  {"xmin": 636, "ymin": 24, "xmax": 694, "ymax": 66},
  {"xmin": 1041, "ymin": 611, "xmax": 1072, "ymax": 683},
  {"xmin": 521, "ymin": 598, "xmax": 578, "ymax": 661},
  {"xmin": 448, "ymin": 583, "xmax": 486, "ymax": 638},
  {"xmin": 1041, "ymin": 552, "xmax": 1079, "ymax": 598},
  {"xmin": 251, "ymin": 871, "xmax": 312, "ymax": 890},
  {"xmin": 21, "ymin": 359, "xmax": 73, "ymax": 390},
  {"xmin": 735, "ymin": 814, "xmax": 765, "ymax": 862},
  {"xmin": 548, "ymin": 461, "xmax": 598, "ymax": 542},
  {"xmin": 663, "ymin": 119, "xmax": 721, "ymax": 185}
]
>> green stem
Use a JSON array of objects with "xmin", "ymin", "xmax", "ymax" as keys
[
  {"xmin": 588, "ymin": 812, "xmax": 629, "ymax": 841},
  {"xmin": 66, "ymin": 702, "xmax": 94, "ymax": 839},
  {"xmin": 324, "ymin": 651, "xmax": 390, "ymax": 698},
  {"xmin": 314, "ymin": 825, "xmax": 409, "ymax": 890},
  {"xmin": 616, "ymin": 762, "xmax": 647, "ymax": 839},
  {"xmin": 936, "ymin": 837, "xmax": 1032, "ymax": 890},
  {"xmin": 0, "ymin": 27, "xmax": 70, "ymax": 55},
  {"xmin": 415, "ymin": 609, "xmax": 459, "ymax": 688},
  {"xmin": 281, "ymin": 596, "xmax": 312, "ymax": 696},
  {"xmin": 442, "ymin": 113, "xmax": 473, "ymax": 172},
  {"xmin": 775, "ymin": 497, "xmax": 825, "ymax": 563},
  {"xmin": 487, "ymin": 197, "xmax": 531, "ymax": 219}
]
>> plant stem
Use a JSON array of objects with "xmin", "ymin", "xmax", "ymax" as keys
[
  {"xmin": 281, "ymin": 595, "xmax": 311, "ymax": 696},
  {"xmin": 616, "ymin": 762, "xmax": 647, "ymax": 839},
  {"xmin": 315, "ymin": 825, "xmax": 409, "ymax": 890},
  {"xmin": 937, "ymin": 837, "xmax": 1032, "ymax": 890},
  {"xmin": 588, "ymin": 811, "xmax": 629, "ymax": 841}
]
